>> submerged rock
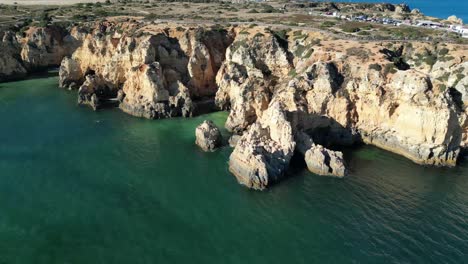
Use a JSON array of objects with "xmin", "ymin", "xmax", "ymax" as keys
[{"xmin": 195, "ymin": 120, "xmax": 222, "ymax": 152}]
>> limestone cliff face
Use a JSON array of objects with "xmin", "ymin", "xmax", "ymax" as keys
[
  {"xmin": 0, "ymin": 26, "xmax": 79, "ymax": 81},
  {"xmin": 5, "ymin": 21, "xmax": 466, "ymax": 189},
  {"xmin": 0, "ymin": 32, "xmax": 27, "ymax": 81},
  {"xmin": 20, "ymin": 26, "xmax": 78, "ymax": 70},
  {"xmin": 60, "ymin": 22, "xmax": 233, "ymax": 118},
  {"xmin": 229, "ymin": 101, "xmax": 295, "ymax": 190},
  {"xmin": 216, "ymin": 28, "xmax": 467, "ymax": 188},
  {"xmin": 215, "ymin": 30, "xmax": 292, "ymax": 133}
]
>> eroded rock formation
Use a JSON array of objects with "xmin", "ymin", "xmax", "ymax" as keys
[
  {"xmin": 2, "ymin": 20, "xmax": 467, "ymax": 190},
  {"xmin": 0, "ymin": 26, "xmax": 78, "ymax": 81},
  {"xmin": 59, "ymin": 22, "xmax": 233, "ymax": 118},
  {"xmin": 229, "ymin": 101, "xmax": 295, "ymax": 190}
]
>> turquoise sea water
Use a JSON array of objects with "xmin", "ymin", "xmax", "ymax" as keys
[
  {"xmin": 330, "ymin": 0, "xmax": 468, "ymax": 23},
  {"xmin": 0, "ymin": 75, "xmax": 468, "ymax": 263}
]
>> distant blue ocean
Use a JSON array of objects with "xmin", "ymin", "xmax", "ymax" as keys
[{"xmin": 328, "ymin": 0, "xmax": 468, "ymax": 23}]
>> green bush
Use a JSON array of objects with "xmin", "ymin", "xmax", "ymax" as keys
[
  {"xmin": 340, "ymin": 22, "xmax": 371, "ymax": 33},
  {"xmin": 320, "ymin": 21, "xmax": 336, "ymax": 28},
  {"xmin": 288, "ymin": 69, "xmax": 297, "ymax": 77},
  {"xmin": 383, "ymin": 63, "xmax": 397, "ymax": 76},
  {"xmin": 357, "ymin": 31, "xmax": 370, "ymax": 36},
  {"xmin": 303, "ymin": 48, "xmax": 314, "ymax": 58},
  {"xmin": 424, "ymin": 54, "xmax": 437, "ymax": 67},
  {"xmin": 261, "ymin": 4, "xmax": 279, "ymax": 13},
  {"xmin": 346, "ymin": 47, "xmax": 368, "ymax": 59},
  {"xmin": 439, "ymin": 84, "xmax": 447, "ymax": 92},
  {"xmin": 369, "ymin": 63, "xmax": 382, "ymax": 72},
  {"xmin": 438, "ymin": 48, "xmax": 449, "ymax": 56}
]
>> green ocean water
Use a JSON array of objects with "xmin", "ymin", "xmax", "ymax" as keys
[{"xmin": 0, "ymin": 75, "xmax": 467, "ymax": 264}]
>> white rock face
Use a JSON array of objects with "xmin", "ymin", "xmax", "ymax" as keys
[{"xmin": 195, "ymin": 120, "xmax": 222, "ymax": 152}]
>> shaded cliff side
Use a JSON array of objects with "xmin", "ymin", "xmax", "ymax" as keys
[{"xmin": 0, "ymin": 26, "xmax": 79, "ymax": 82}]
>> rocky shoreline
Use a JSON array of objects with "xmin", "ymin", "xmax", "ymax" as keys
[{"xmin": 1, "ymin": 19, "xmax": 467, "ymax": 189}]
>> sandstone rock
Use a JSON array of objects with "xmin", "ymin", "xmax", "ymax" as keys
[
  {"xmin": 78, "ymin": 75, "xmax": 103, "ymax": 110},
  {"xmin": 228, "ymin": 135, "xmax": 241, "ymax": 147},
  {"xmin": 0, "ymin": 42, "xmax": 27, "ymax": 82},
  {"xmin": 0, "ymin": 26, "xmax": 79, "ymax": 81},
  {"xmin": 59, "ymin": 57, "xmax": 83, "ymax": 88},
  {"xmin": 305, "ymin": 145, "xmax": 347, "ymax": 177},
  {"xmin": 20, "ymin": 26, "xmax": 76, "ymax": 70},
  {"xmin": 395, "ymin": 4, "xmax": 410, "ymax": 13},
  {"xmin": 120, "ymin": 62, "xmax": 170, "ymax": 118},
  {"xmin": 60, "ymin": 25, "xmax": 231, "ymax": 118},
  {"xmin": 195, "ymin": 120, "xmax": 222, "ymax": 152},
  {"xmin": 447, "ymin": 15, "xmax": 463, "ymax": 24},
  {"xmin": 295, "ymin": 131, "xmax": 347, "ymax": 177},
  {"xmin": 215, "ymin": 31, "xmax": 292, "ymax": 133},
  {"xmin": 455, "ymin": 76, "xmax": 468, "ymax": 106},
  {"xmin": 229, "ymin": 102, "xmax": 295, "ymax": 190}
]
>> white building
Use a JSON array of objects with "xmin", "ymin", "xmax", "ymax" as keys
[
  {"xmin": 417, "ymin": 20, "xmax": 443, "ymax": 28},
  {"xmin": 451, "ymin": 25, "xmax": 468, "ymax": 38},
  {"xmin": 461, "ymin": 27, "xmax": 468, "ymax": 38}
]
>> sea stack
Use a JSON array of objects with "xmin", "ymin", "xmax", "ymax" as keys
[{"xmin": 195, "ymin": 120, "xmax": 222, "ymax": 152}]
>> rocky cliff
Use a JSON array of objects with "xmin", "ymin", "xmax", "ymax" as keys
[
  {"xmin": 2, "ymin": 20, "xmax": 467, "ymax": 189},
  {"xmin": 59, "ymin": 21, "xmax": 233, "ymax": 117},
  {"xmin": 0, "ymin": 26, "xmax": 79, "ymax": 82},
  {"xmin": 222, "ymin": 30, "xmax": 466, "ymax": 188}
]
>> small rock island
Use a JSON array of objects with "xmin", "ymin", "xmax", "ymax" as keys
[{"xmin": 195, "ymin": 120, "xmax": 223, "ymax": 152}]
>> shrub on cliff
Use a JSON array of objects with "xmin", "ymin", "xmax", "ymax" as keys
[
  {"xmin": 438, "ymin": 48, "xmax": 449, "ymax": 56},
  {"xmin": 37, "ymin": 12, "xmax": 52, "ymax": 27},
  {"xmin": 383, "ymin": 63, "xmax": 397, "ymax": 77},
  {"xmin": 320, "ymin": 21, "xmax": 336, "ymax": 28},
  {"xmin": 346, "ymin": 47, "xmax": 369, "ymax": 59},
  {"xmin": 369, "ymin": 64, "xmax": 382, "ymax": 72},
  {"xmin": 261, "ymin": 4, "xmax": 280, "ymax": 13},
  {"xmin": 341, "ymin": 22, "xmax": 362, "ymax": 33},
  {"xmin": 145, "ymin": 13, "xmax": 158, "ymax": 20}
]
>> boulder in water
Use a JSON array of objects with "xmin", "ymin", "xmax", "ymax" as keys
[
  {"xmin": 195, "ymin": 120, "xmax": 222, "ymax": 152},
  {"xmin": 305, "ymin": 145, "xmax": 347, "ymax": 178}
]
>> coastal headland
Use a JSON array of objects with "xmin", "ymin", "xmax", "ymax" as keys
[{"xmin": 0, "ymin": 1, "xmax": 467, "ymax": 189}]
